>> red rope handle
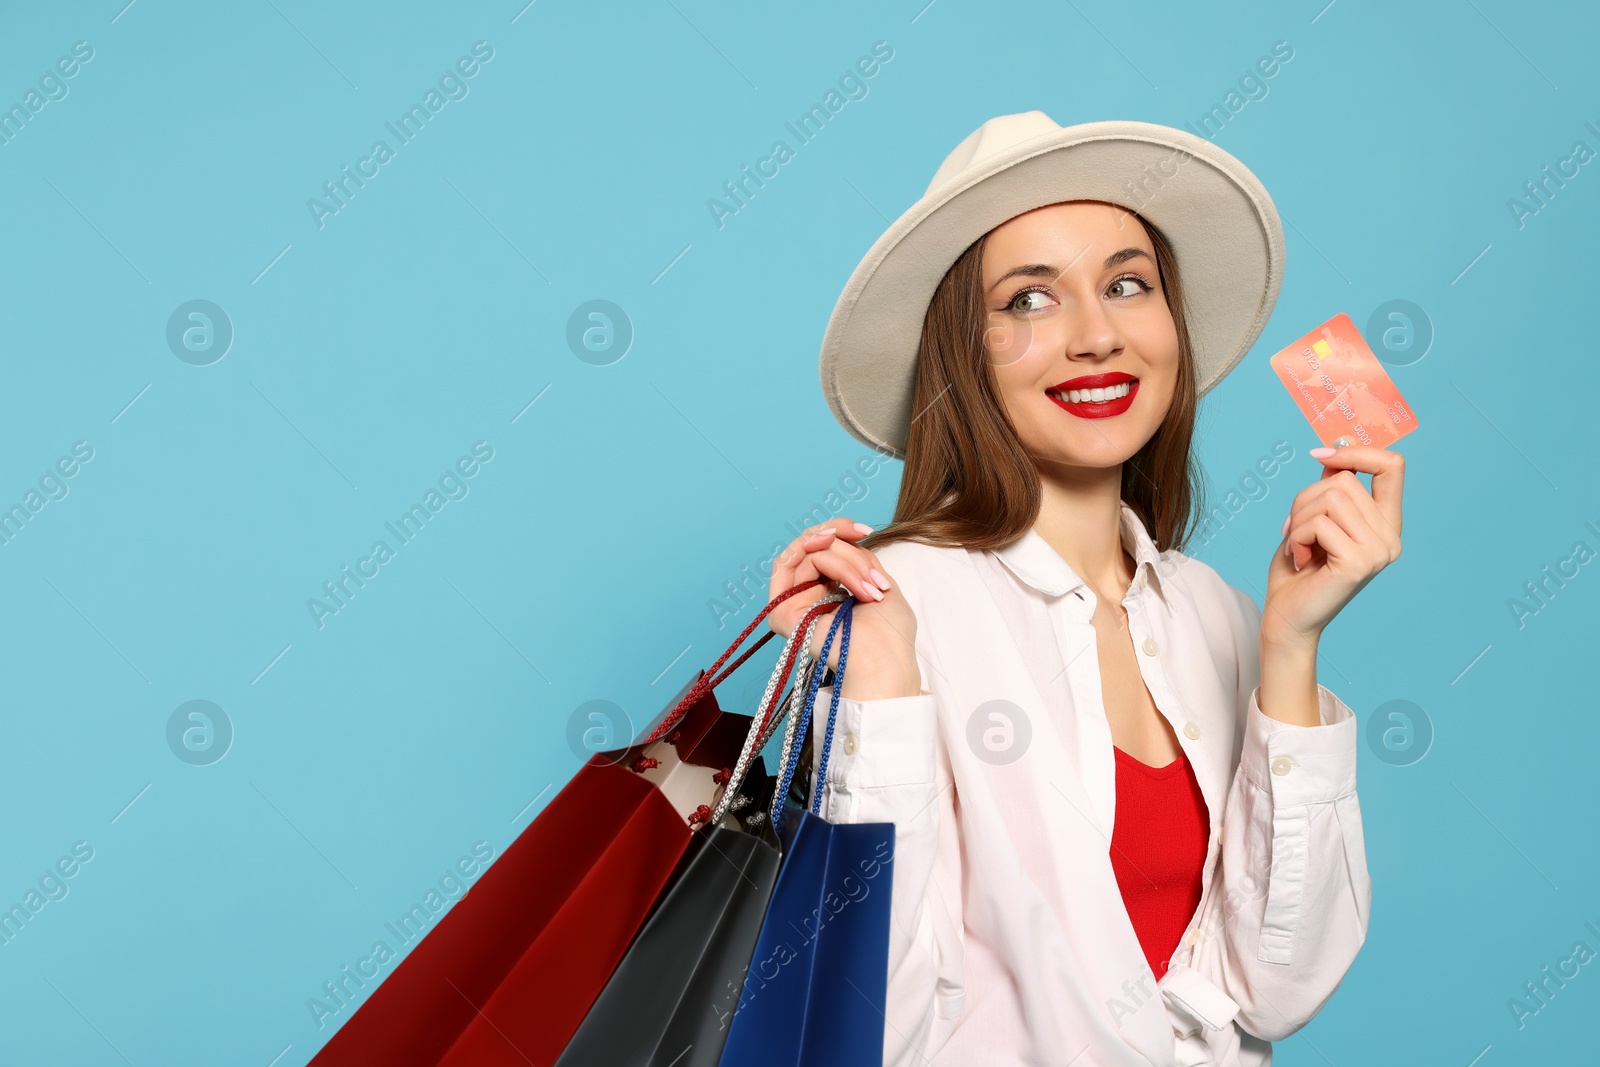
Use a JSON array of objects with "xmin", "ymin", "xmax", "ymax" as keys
[
  {"xmin": 749, "ymin": 595, "xmax": 844, "ymax": 743},
  {"xmin": 641, "ymin": 579, "xmax": 825, "ymax": 744},
  {"xmin": 706, "ymin": 629, "xmax": 778, "ymax": 692}
]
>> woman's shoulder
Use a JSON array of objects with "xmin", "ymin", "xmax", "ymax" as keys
[
  {"xmin": 865, "ymin": 537, "xmax": 978, "ymax": 614},
  {"xmin": 869, "ymin": 537, "xmax": 976, "ymax": 578}
]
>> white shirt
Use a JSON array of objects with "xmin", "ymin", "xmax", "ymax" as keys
[{"xmin": 806, "ymin": 501, "xmax": 1371, "ymax": 1067}]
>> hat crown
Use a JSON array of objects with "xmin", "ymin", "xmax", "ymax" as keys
[{"xmin": 924, "ymin": 110, "xmax": 1062, "ymax": 195}]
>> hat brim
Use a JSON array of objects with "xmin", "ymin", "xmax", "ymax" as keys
[{"xmin": 819, "ymin": 120, "xmax": 1285, "ymax": 459}]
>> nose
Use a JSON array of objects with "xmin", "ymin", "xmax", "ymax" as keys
[{"xmin": 1061, "ymin": 290, "xmax": 1123, "ymax": 363}]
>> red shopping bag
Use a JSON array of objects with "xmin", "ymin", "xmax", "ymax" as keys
[{"xmin": 308, "ymin": 580, "xmax": 825, "ymax": 1067}]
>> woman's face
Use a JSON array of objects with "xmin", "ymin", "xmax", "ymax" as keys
[{"xmin": 981, "ymin": 200, "xmax": 1179, "ymax": 472}]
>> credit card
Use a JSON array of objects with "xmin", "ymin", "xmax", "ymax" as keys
[{"xmin": 1267, "ymin": 312, "xmax": 1419, "ymax": 449}]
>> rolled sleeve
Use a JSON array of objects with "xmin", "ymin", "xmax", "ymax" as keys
[
  {"xmin": 806, "ymin": 689, "xmax": 965, "ymax": 1065},
  {"xmin": 1205, "ymin": 681, "xmax": 1372, "ymax": 1039},
  {"xmin": 810, "ymin": 691, "xmax": 937, "ymax": 819},
  {"xmin": 1239, "ymin": 682, "xmax": 1359, "ymax": 806}
]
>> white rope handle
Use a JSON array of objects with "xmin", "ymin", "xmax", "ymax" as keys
[
  {"xmin": 769, "ymin": 610, "xmax": 842, "ymax": 826},
  {"xmin": 709, "ymin": 594, "xmax": 844, "ymax": 827},
  {"xmin": 709, "ymin": 600, "xmax": 837, "ymax": 827}
]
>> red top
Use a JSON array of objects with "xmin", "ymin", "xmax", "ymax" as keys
[{"xmin": 1108, "ymin": 744, "xmax": 1211, "ymax": 982}]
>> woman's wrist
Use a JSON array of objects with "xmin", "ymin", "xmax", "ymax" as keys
[
  {"xmin": 839, "ymin": 659, "xmax": 922, "ymax": 702},
  {"xmin": 1257, "ymin": 631, "xmax": 1321, "ymax": 727}
]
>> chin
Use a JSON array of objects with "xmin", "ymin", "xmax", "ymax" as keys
[
  {"xmin": 1013, "ymin": 403, "xmax": 1156, "ymax": 468},
  {"xmin": 1031, "ymin": 440, "xmax": 1139, "ymax": 472}
]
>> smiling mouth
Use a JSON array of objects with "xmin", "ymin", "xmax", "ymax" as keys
[
  {"xmin": 1044, "ymin": 375, "xmax": 1139, "ymax": 418},
  {"xmin": 1045, "ymin": 380, "xmax": 1135, "ymax": 405}
]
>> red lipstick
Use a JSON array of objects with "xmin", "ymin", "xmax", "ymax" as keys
[{"xmin": 1045, "ymin": 371, "xmax": 1139, "ymax": 419}]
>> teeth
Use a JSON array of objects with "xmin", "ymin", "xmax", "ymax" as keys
[{"xmin": 1052, "ymin": 381, "xmax": 1132, "ymax": 404}]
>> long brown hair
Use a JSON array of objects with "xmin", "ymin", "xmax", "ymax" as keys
[{"xmin": 861, "ymin": 207, "xmax": 1209, "ymax": 556}]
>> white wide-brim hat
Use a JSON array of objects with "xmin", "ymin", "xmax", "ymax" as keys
[{"xmin": 819, "ymin": 111, "xmax": 1285, "ymax": 459}]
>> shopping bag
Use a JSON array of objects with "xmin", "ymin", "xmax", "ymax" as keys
[
  {"xmin": 551, "ymin": 594, "xmax": 849, "ymax": 1067},
  {"xmin": 309, "ymin": 580, "xmax": 825, "ymax": 1067},
  {"xmin": 720, "ymin": 596, "xmax": 898, "ymax": 1067}
]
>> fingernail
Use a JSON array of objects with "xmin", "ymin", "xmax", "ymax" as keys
[
  {"xmin": 862, "ymin": 583, "xmax": 884, "ymax": 601},
  {"xmin": 1293, "ymin": 552, "xmax": 1302, "ymax": 572},
  {"xmin": 1309, "ymin": 447, "xmax": 1336, "ymax": 458},
  {"xmin": 870, "ymin": 568, "xmax": 891, "ymax": 591},
  {"xmin": 853, "ymin": 522, "xmax": 874, "ymax": 535},
  {"xmin": 1281, "ymin": 515, "xmax": 1290, "ymax": 536},
  {"xmin": 1284, "ymin": 541, "xmax": 1293, "ymax": 559}
]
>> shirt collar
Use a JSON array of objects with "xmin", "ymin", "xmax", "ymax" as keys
[{"xmin": 991, "ymin": 501, "xmax": 1168, "ymax": 602}]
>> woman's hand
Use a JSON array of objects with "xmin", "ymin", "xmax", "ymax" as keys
[
  {"xmin": 767, "ymin": 518, "xmax": 922, "ymax": 701},
  {"xmin": 1266, "ymin": 444, "xmax": 1406, "ymax": 649}
]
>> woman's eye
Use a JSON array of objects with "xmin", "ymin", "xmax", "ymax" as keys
[
  {"xmin": 1108, "ymin": 274, "xmax": 1153, "ymax": 299},
  {"xmin": 1007, "ymin": 288, "xmax": 1056, "ymax": 313}
]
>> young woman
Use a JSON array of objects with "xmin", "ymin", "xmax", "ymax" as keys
[{"xmin": 765, "ymin": 113, "xmax": 1403, "ymax": 1066}]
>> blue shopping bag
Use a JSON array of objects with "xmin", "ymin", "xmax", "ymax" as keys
[{"xmin": 719, "ymin": 597, "xmax": 897, "ymax": 1067}]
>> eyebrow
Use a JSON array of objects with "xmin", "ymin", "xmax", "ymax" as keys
[{"xmin": 987, "ymin": 247, "xmax": 1155, "ymax": 293}]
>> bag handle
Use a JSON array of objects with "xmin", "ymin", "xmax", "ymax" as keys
[
  {"xmin": 770, "ymin": 596, "xmax": 855, "ymax": 834},
  {"xmin": 754, "ymin": 593, "xmax": 852, "ymax": 815},
  {"xmin": 707, "ymin": 594, "xmax": 845, "ymax": 828},
  {"xmin": 810, "ymin": 599, "xmax": 855, "ymax": 817},
  {"xmin": 641, "ymin": 579, "xmax": 823, "ymax": 745}
]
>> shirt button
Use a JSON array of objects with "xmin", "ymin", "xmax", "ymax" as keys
[
  {"xmin": 1141, "ymin": 637, "xmax": 1159, "ymax": 656},
  {"xmin": 1185, "ymin": 929, "xmax": 1198, "ymax": 947},
  {"xmin": 1271, "ymin": 755, "xmax": 1293, "ymax": 776},
  {"xmin": 1183, "ymin": 722, "xmax": 1200, "ymax": 740},
  {"xmin": 842, "ymin": 733, "xmax": 859, "ymax": 756}
]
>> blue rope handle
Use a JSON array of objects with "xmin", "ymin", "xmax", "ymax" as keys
[
  {"xmin": 811, "ymin": 597, "xmax": 853, "ymax": 816},
  {"xmin": 770, "ymin": 596, "xmax": 855, "ymax": 835}
]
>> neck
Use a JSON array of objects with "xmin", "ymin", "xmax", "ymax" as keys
[{"xmin": 1030, "ymin": 460, "xmax": 1134, "ymax": 599}]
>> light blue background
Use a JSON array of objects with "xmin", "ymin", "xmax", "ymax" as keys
[{"xmin": 0, "ymin": 0, "xmax": 1595, "ymax": 1063}]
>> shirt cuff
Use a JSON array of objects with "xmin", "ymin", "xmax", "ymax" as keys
[
  {"xmin": 811, "ymin": 689, "xmax": 937, "ymax": 790},
  {"xmin": 1239, "ymin": 683, "xmax": 1358, "ymax": 805}
]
